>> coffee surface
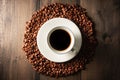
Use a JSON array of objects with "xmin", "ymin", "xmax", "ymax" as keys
[{"xmin": 49, "ymin": 29, "xmax": 71, "ymax": 51}]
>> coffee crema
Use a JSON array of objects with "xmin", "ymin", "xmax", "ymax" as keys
[{"xmin": 49, "ymin": 29, "xmax": 71, "ymax": 51}]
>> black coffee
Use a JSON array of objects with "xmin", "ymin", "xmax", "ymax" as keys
[{"xmin": 49, "ymin": 29, "xmax": 71, "ymax": 51}]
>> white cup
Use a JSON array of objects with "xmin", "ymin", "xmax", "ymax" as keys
[{"xmin": 47, "ymin": 26, "xmax": 75, "ymax": 54}]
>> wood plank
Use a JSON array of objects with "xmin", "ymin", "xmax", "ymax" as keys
[
  {"xmin": 0, "ymin": 0, "xmax": 36, "ymax": 80},
  {"xmin": 36, "ymin": 0, "xmax": 82, "ymax": 80},
  {"xmin": 80, "ymin": 0, "xmax": 120, "ymax": 80}
]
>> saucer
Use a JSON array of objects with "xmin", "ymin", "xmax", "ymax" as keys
[{"xmin": 37, "ymin": 18, "xmax": 82, "ymax": 63}]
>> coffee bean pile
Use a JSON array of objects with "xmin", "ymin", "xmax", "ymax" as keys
[{"xmin": 23, "ymin": 3, "xmax": 97, "ymax": 77}]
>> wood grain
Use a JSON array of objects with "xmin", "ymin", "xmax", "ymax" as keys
[
  {"xmin": 80, "ymin": 0, "xmax": 120, "ymax": 80},
  {"xmin": 0, "ymin": 0, "xmax": 120, "ymax": 80}
]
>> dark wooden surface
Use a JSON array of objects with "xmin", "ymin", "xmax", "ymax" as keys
[{"xmin": 0, "ymin": 0, "xmax": 120, "ymax": 80}]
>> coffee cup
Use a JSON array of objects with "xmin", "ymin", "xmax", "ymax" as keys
[{"xmin": 37, "ymin": 18, "xmax": 82, "ymax": 63}]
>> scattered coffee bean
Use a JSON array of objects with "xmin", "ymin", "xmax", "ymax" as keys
[{"xmin": 22, "ymin": 3, "xmax": 97, "ymax": 77}]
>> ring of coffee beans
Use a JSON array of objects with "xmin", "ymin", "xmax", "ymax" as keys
[{"xmin": 23, "ymin": 3, "xmax": 97, "ymax": 77}]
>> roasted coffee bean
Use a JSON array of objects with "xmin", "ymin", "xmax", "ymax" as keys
[{"xmin": 22, "ymin": 3, "xmax": 97, "ymax": 77}]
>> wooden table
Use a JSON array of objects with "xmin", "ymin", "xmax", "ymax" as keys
[{"xmin": 0, "ymin": 0, "xmax": 120, "ymax": 80}]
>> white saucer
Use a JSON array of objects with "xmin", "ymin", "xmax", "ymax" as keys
[{"xmin": 37, "ymin": 18, "xmax": 82, "ymax": 63}]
